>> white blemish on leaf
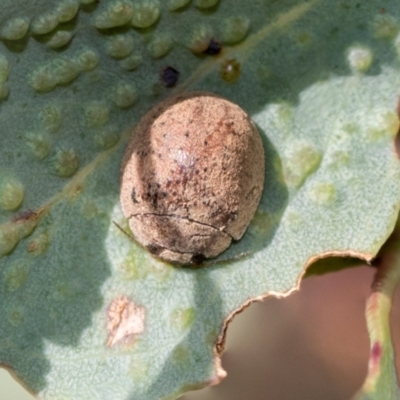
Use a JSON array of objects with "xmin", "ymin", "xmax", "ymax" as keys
[{"xmin": 107, "ymin": 296, "xmax": 145, "ymax": 347}]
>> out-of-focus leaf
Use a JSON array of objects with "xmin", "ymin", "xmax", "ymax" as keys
[{"xmin": 353, "ymin": 226, "xmax": 400, "ymax": 400}]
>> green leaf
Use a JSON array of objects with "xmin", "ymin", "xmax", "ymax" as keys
[
  {"xmin": 353, "ymin": 227, "xmax": 400, "ymax": 400},
  {"xmin": 1, "ymin": 1, "xmax": 400, "ymax": 399}
]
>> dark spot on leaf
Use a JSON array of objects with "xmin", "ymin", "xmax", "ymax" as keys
[
  {"xmin": 160, "ymin": 66, "xmax": 180, "ymax": 88},
  {"xmin": 203, "ymin": 38, "xmax": 221, "ymax": 55}
]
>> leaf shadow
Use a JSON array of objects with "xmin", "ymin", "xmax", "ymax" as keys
[
  {"xmin": 139, "ymin": 269, "xmax": 225, "ymax": 400},
  {"xmin": 0, "ymin": 167, "xmax": 115, "ymax": 392}
]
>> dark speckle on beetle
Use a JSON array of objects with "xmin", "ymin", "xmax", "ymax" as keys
[
  {"xmin": 147, "ymin": 244, "xmax": 161, "ymax": 255},
  {"xmin": 131, "ymin": 188, "xmax": 139, "ymax": 203}
]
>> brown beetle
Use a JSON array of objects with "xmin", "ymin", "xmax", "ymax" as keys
[{"xmin": 120, "ymin": 91, "xmax": 264, "ymax": 265}]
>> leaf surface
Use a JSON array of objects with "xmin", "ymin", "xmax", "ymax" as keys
[{"xmin": 0, "ymin": 1, "xmax": 400, "ymax": 399}]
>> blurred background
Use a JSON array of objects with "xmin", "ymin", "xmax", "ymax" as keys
[{"xmin": 2, "ymin": 264, "xmax": 400, "ymax": 400}]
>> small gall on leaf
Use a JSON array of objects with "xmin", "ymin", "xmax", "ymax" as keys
[
  {"xmin": 107, "ymin": 296, "xmax": 145, "ymax": 347},
  {"xmin": 120, "ymin": 91, "xmax": 265, "ymax": 265},
  {"xmin": 221, "ymin": 58, "xmax": 241, "ymax": 82}
]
